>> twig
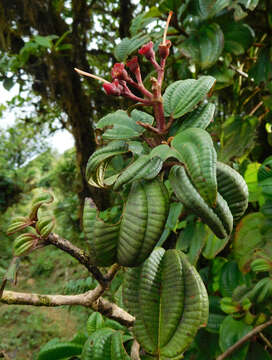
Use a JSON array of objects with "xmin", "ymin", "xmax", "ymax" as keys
[
  {"xmin": 259, "ymin": 332, "xmax": 272, "ymax": 350},
  {"xmin": 229, "ymin": 65, "xmax": 249, "ymax": 79},
  {"xmin": 46, "ymin": 233, "xmax": 107, "ymax": 286},
  {"xmin": 131, "ymin": 339, "xmax": 141, "ymax": 360},
  {"xmin": 249, "ymin": 100, "xmax": 264, "ymax": 116},
  {"xmin": 216, "ymin": 318, "xmax": 272, "ymax": 360}
]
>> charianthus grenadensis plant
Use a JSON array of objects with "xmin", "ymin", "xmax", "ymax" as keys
[{"xmin": 74, "ymin": 11, "xmax": 173, "ymax": 135}]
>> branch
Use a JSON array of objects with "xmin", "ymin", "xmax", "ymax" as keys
[
  {"xmin": 216, "ymin": 318, "xmax": 272, "ymax": 360},
  {"xmin": 46, "ymin": 233, "xmax": 108, "ymax": 286},
  {"xmin": 0, "ymin": 289, "xmax": 134, "ymax": 327},
  {"xmin": 0, "ymin": 262, "xmax": 132, "ymax": 327}
]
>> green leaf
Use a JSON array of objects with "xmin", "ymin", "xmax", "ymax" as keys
[
  {"xmin": 85, "ymin": 141, "xmax": 129, "ymax": 188},
  {"xmin": 172, "ymin": 128, "xmax": 217, "ymax": 206},
  {"xmin": 3, "ymin": 77, "xmax": 14, "ymax": 91},
  {"xmin": 219, "ymin": 316, "xmax": 252, "ymax": 360},
  {"xmin": 163, "ymin": 76, "xmax": 216, "ymax": 118},
  {"xmin": 249, "ymin": 47, "xmax": 272, "ymax": 84},
  {"xmin": 202, "ymin": 226, "xmax": 229, "ymax": 259},
  {"xmin": 177, "ymin": 103, "xmax": 215, "ymax": 132},
  {"xmin": 7, "ymin": 216, "xmax": 33, "ymax": 235},
  {"xmin": 34, "ymin": 35, "xmax": 53, "ymax": 48},
  {"xmin": 29, "ymin": 191, "xmax": 54, "ymax": 221},
  {"xmin": 37, "ymin": 339, "xmax": 82, "ymax": 360},
  {"xmin": 180, "ymin": 24, "xmax": 224, "ymax": 69},
  {"xmin": 233, "ymin": 213, "xmax": 265, "ymax": 273},
  {"xmin": 150, "ymin": 144, "xmax": 181, "ymax": 162},
  {"xmin": 218, "ymin": 115, "xmax": 258, "ymax": 162},
  {"xmin": 193, "ymin": 0, "xmax": 230, "ymax": 19},
  {"xmin": 186, "ymin": 222, "xmax": 207, "ymax": 266},
  {"xmin": 81, "ymin": 329, "xmax": 130, "ymax": 360},
  {"xmin": 244, "ymin": 162, "xmax": 263, "ymax": 203},
  {"xmin": 219, "ymin": 261, "xmax": 244, "ymax": 297},
  {"xmin": 123, "ymin": 248, "xmax": 209, "ymax": 358},
  {"xmin": 114, "ymin": 34, "xmax": 150, "ymax": 62},
  {"xmin": 113, "ymin": 155, "xmax": 163, "ymax": 191},
  {"xmin": 258, "ymin": 156, "xmax": 272, "ymax": 199},
  {"xmin": 96, "ymin": 110, "xmax": 154, "ymax": 140},
  {"xmin": 86, "ymin": 312, "xmax": 104, "ymax": 336},
  {"xmin": 223, "ymin": 22, "xmax": 255, "ymax": 55},
  {"xmin": 216, "ymin": 162, "xmax": 248, "ymax": 224},
  {"xmin": 206, "ymin": 296, "xmax": 226, "ymax": 334}
]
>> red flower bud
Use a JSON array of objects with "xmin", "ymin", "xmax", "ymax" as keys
[
  {"xmin": 103, "ymin": 79, "xmax": 123, "ymax": 96},
  {"xmin": 111, "ymin": 63, "xmax": 128, "ymax": 80},
  {"xmin": 138, "ymin": 41, "xmax": 155, "ymax": 61},
  {"xmin": 159, "ymin": 40, "xmax": 172, "ymax": 60},
  {"xmin": 126, "ymin": 56, "xmax": 139, "ymax": 73}
]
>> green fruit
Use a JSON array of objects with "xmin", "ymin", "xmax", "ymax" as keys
[{"xmin": 123, "ymin": 248, "xmax": 209, "ymax": 359}]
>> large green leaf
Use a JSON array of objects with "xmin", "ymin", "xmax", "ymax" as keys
[
  {"xmin": 96, "ymin": 110, "xmax": 154, "ymax": 140},
  {"xmin": 170, "ymin": 165, "xmax": 232, "ymax": 239},
  {"xmin": 216, "ymin": 162, "xmax": 248, "ymax": 224},
  {"xmin": 233, "ymin": 213, "xmax": 265, "ymax": 272},
  {"xmin": 163, "ymin": 76, "xmax": 216, "ymax": 118},
  {"xmin": 123, "ymin": 248, "xmax": 209, "ymax": 359},
  {"xmin": 219, "ymin": 316, "xmax": 252, "ymax": 360},
  {"xmin": 117, "ymin": 179, "xmax": 169, "ymax": 266},
  {"xmin": 114, "ymin": 33, "xmax": 150, "ymax": 61},
  {"xmin": 172, "ymin": 128, "xmax": 217, "ymax": 206},
  {"xmin": 223, "ymin": 22, "xmax": 255, "ymax": 55},
  {"xmin": 180, "ymin": 24, "xmax": 224, "ymax": 69},
  {"xmin": 193, "ymin": 0, "xmax": 230, "ymax": 19}
]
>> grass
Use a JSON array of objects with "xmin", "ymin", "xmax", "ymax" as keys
[{"xmin": 0, "ymin": 246, "xmax": 92, "ymax": 359}]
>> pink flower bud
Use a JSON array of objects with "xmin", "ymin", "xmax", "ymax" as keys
[
  {"xmin": 111, "ymin": 63, "xmax": 128, "ymax": 80},
  {"xmin": 126, "ymin": 56, "xmax": 139, "ymax": 73},
  {"xmin": 138, "ymin": 41, "xmax": 155, "ymax": 61}
]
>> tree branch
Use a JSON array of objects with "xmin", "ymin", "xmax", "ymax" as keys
[
  {"xmin": 216, "ymin": 318, "xmax": 272, "ymax": 360},
  {"xmin": 0, "ymin": 289, "xmax": 134, "ymax": 327},
  {"xmin": 46, "ymin": 233, "xmax": 108, "ymax": 286},
  {"xmin": 0, "ymin": 262, "xmax": 133, "ymax": 327}
]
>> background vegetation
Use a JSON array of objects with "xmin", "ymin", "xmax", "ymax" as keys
[{"xmin": 1, "ymin": 0, "xmax": 272, "ymax": 359}]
